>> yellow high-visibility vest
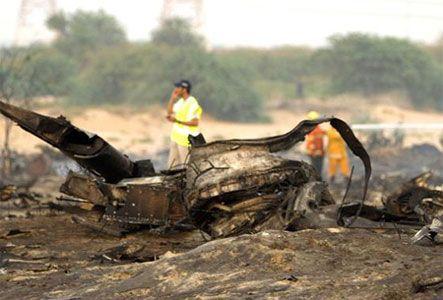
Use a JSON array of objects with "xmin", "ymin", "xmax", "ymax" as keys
[{"xmin": 171, "ymin": 96, "xmax": 202, "ymax": 147}]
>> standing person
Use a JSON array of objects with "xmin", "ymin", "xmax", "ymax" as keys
[
  {"xmin": 305, "ymin": 111, "xmax": 325, "ymax": 177},
  {"xmin": 326, "ymin": 127, "xmax": 350, "ymax": 183},
  {"xmin": 166, "ymin": 80, "xmax": 203, "ymax": 169}
]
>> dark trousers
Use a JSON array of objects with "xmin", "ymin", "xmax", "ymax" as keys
[{"xmin": 310, "ymin": 155, "xmax": 324, "ymax": 177}]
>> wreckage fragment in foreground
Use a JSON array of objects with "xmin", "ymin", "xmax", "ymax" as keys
[
  {"xmin": 0, "ymin": 101, "xmax": 371, "ymax": 237},
  {"xmin": 0, "ymin": 101, "xmax": 154, "ymax": 183}
]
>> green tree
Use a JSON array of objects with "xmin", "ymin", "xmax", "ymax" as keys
[
  {"xmin": 20, "ymin": 47, "xmax": 76, "ymax": 97},
  {"xmin": 47, "ymin": 10, "xmax": 127, "ymax": 59},
  {"xmin": 216, "ymin": 47, "xmax": 313, "ymax": 82},
  {"xmin": 68, "ymin": 45, "xmax": 135, "ymax": 105},
  {"xmin": 320, "ymin": 33, "xmax": 442, "ymax": 108},
  {"xmin": 151, "ymin": 18, "xmax": 204, "ymax": 48},
  {"xmin": 69, "ymin": 18, "xmax": 265, "ymax": 121},
  {"xmin": 70, "ymin": 42, "xmax": 265, "ymax": 121}
]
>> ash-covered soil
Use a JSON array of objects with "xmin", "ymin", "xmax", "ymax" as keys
[
  {"xmin": 0, "ymin": 212, "xmax": 204, "ymax": 299},
  {"xmin": 0, "ymin": 214, "xmax": 442, "ymax": 299},
  {"xmin": 1, "ymin": 169, "xmax": 443, "ymax": 299}
]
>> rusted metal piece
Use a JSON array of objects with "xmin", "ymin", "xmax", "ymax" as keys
[
  {"xmin": 61, "ymin": 172, "xmax": 187, "ymax": 226},
  {"xmin": 339, "ymin": 203, "xmax": 423, "ymax": 225},
  {"xmin": 186, "ymin": 158, "xmax": 321, "ymax": 237},
  {"xmin": 205, "ymin": 194, "xmax": 282, "ymax": 237},
  {"xmin": 103, "ymin": 174, "xmax": 186, "ymax": 225},
  {"xmin": 60, "ymin": 171, "xmax": 108, "ymax": 206},
  {"xmin": 185, "ymin": 118, "xmax": 371, "ymax": 238},
  {"xmin": 384, "ymin": 172, "xmax": 443, "ymax": 218},
  {"xmin": 0, "ymin": 102, "xmax": 373, "ymax": 237},
  {"xmin": 0, "ymin": 101, "xmax": 136, "ymax": 183},
  {"xmin": 189, "ymin": 118, "xmax": 371, "ymax": 204}
]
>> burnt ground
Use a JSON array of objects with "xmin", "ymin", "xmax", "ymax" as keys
[
  {"xmin": 0, "ymin": 219, "xmax": 442, "ymax": 299},
  {"xmin": 84, "ymin": 230, "xmax": 442, "ymax": 299},
  {"xmin": 0, "ymin": 173, "xmax": 442, "ymax": 299},
  {"xmin": 0, "ymin": 213, "xmax": 205, "ymax": 299}
]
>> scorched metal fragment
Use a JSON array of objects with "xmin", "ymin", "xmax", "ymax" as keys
[{"xmin": 0, "ymin": 101, "xmax": 371, "ymax": 237}]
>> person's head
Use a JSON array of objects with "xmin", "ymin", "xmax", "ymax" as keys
[
  {"xmin": 307, "ymin": 111, "xmax": 320, "ymax": 120},
  {"xmin": 174, "ymin": 80, "xmax": 192, "ymax": 97}
]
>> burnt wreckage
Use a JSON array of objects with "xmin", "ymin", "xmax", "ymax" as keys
[{"xmin": 1, "ymin": 100, "xmax": 438, "ymax": 239}]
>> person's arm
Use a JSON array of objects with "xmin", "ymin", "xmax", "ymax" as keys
[
  {"xmin": 166, "ymin": 88, "xmax": 180, "ymax": 117},
  {"xmin": 170, "ymin": 117, "xmax": 199, "ymax": 126}
]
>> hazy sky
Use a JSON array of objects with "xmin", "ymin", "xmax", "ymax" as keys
[{"xmin": 1, "ymin": 0, "xmax": 443, "ymax": 47}]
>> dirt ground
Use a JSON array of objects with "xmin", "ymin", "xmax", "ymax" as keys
[
  {"xmin": 0, "ymin": 216, "xmax": 442, "ymax": 299},
  {"xmin": 0, "ymin": 212, "xmax": 205, "ymax": 299}
]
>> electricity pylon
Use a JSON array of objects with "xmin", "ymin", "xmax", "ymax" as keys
[
  {"xmin": 161, "ymin": 0, "xmax": 204, "ymax": 32},
  {"xmin": 14, "ymin": 0, "xmax": 57, "ymax": 46}
]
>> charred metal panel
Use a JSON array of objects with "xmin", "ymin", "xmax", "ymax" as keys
[
  {"xmin": 0, "ymin": 101, "xmax": 136, "ymax": 183},
  {"xmin": 105, "ymin": 185, "xmax": 171, "ymax": 225},
  {"xmin": 185, "ymin": 118, "xmax": 371, "ymax": 237},
  {"xmin": 60, "ymin": 172, "xmax": 108, "ymax": 206},
  {"xmin": 190, "ymin": 118, "xmax": 371, "ymax": 209},
  {"xmin": 104, "ymin": 174, "xmax": 186, "ymax": 225},
  {"xmin": 134, "ymin": 159, "xmax": 156, "ymax": 177},
  {"xmin": 61, "ymin": 172, "xmax": 186, "ymax": 226},
  {"xmin": 205, "ymin": 194, "xmax": 281, "ymax": 237},
  {"xmin": 384, "ymin": 172, "xmax": 443, "ymax": 221},
  {"xmin": 0, "ymin": 100, "xmax": 373, "ymax": 236},
  {"xmin": 185, "ymin": 153, "xmax": 324, "ymax": 237}
]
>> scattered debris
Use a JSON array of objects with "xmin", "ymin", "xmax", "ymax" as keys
[
  {"xmin": 71, "ymin": 215, "xmax": 124, "ymax": 237},
  {"xmin": 384, "ymin": 172, "xmax": 443, "ymax": 220},
  {"xmin": 0, "ymin": 182, "xmax": 69, "ymax": 219},
  {"xmin": 1, "ymin": 101, "xmax": 441, "ymax": 244},
  {"xmin": 4, "ymin": 229, "xmax": 436, "ymax": 299},
  {"xmin": 413, "ymin": 276, "xmax": 443, "ymax": 293},
  {"xmin": 4, "ymin": 229, "xmax": 30, "ymax": 237},
  {"xmin": 0, "ymin": 101, "xmax": 442, "ymax": 298},
  {"xmin": 0, "ymin": 101, "xmax": 371, "ymax": 238},
  {"xmin": 92, "ymin": 243, "xmax": 158, "ymax": 264},
  {"xmin": 0, "ymin": 185, "xmax": 16, "ymax": 201}
]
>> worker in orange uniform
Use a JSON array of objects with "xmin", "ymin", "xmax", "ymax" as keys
[
  {"xmin": 305, "ymin": 111, "xmax": 325, "ymax": 177},
  {"xmin": 326, "ymin": 127, "xmax": 350, "ymax": 183}
]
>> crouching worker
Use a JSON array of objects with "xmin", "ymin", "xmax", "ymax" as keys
[{"xmin": 166, "ymin": 80, "xmax": 203, "ymax": 169}]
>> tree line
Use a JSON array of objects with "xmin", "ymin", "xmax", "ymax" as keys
[{"xmin": 1, "ymin": 10, "xmax": 442, "ymax": 122}]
